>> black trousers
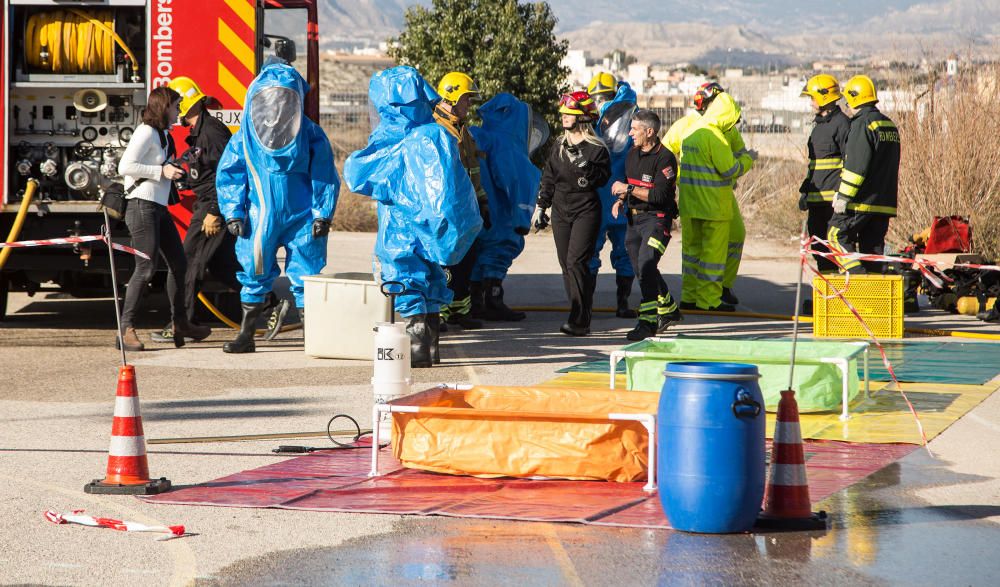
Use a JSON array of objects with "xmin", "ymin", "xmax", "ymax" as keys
[
  {"xmin": 626, "ymin": 212, "xmax": 676, "ymax": 319},
  {"xmin": 828, "ymin": 212, "xmax": 891, "ymax": 273},
  {"xmin": 807, "ymin": 204, "xmax": 838, "ymax": 272},
  {"xmin": 444, "ymin": 237, "xmax": 480, "ymax": 316},
  {"xmin": 121, "ymin": 198, "xmax": 188, "ymax": 328},
  {"xmin": 552, "ymin": 199, "xmax": 602, "ymax": 328},
  {"xmin": 183, "ymin": 201, "xmax": 242, "ymax": 322}
]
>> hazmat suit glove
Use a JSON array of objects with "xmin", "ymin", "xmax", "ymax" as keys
[
  {"xmin": 798, "ymin": 193, "xmax": 809, "ymax": 212},
  {"xmin": 514, "ymin": 225, "xmax": 530, "ymax": 236},
  {"xmin": 532, "ymin": 207, "xmax": 550, "ymax": 233},
  {"xmin": 832, "ymin": 196, "xmax": 849, "ymax": 215},
  {"xmin": 312, "ymin": 218, "xmax": 331, "ymax": 239},
  {"xmin": 226, "ymin": 219, "xmax": 245, "ymax": 237}
]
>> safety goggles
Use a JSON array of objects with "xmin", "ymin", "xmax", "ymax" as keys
[{"xmin": 559, "ymin": 94, "xmax": 583, "ymax": 110}]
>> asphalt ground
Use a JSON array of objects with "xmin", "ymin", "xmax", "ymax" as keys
[{"xmin": 1, "ymin": 231, "xmax": 998, "ymax": 586}]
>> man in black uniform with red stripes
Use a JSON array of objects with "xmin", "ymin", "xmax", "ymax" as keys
[{"xmin": 611, "ymin": 110, "xmax": 682, "ymax": 341}]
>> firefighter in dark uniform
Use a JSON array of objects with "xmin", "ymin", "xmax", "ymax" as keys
[
  {"xmin": 155, "ymin": 76, "xmax": 240, "ymax": 341},
  {"xmin": 828, "ymin": 75, "xmax": 901, "ymax": 273},
  {"xmin": 799, "ymin": 74, "xmax": 851, "ymax": 274},
  {"xmin": 434, "ymin": 71, "xmax": 491, "ymax": 330},
  {"xmin": 534, "ymin": 91, "xmax": 612, "ymax": 336},
  {"xmin": 610, "ymin": 110, "xmax": 681, "ymax": 341}
]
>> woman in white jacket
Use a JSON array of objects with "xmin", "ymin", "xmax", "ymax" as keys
[{"xmin": 117, "ymin": 87, "xmax": 210, "ymax": 350}]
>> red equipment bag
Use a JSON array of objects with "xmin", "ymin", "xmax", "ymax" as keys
[{"xmin": 924, "ymin": 216, "xmax": 972, "ymax": 253}]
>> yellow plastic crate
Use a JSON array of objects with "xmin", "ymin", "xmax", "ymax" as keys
[{"xmin": 812, "ymin": 274, "xmax": 904, "ymax": 339}]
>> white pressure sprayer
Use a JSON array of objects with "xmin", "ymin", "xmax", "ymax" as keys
[{"xmin": 372, "ymin": 281, "xmax": 411, "ymax": 438}]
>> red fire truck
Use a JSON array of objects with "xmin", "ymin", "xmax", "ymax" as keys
[{"xmin": 0, "ymin": 0, "xmax": 320, "ymax": 320}]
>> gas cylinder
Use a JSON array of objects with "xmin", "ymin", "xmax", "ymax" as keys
[
  {"xmin": 372, "ymin": 321, "xmax": 411, "ymax": 437},
  {"xmin": 956, "ymin": 296, "xmax": 996, "ymax": 316}
]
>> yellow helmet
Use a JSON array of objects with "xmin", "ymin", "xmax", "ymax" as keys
[
  {"xmin": 843, "ymin": 75, "xmax": 878, "ymax": 109},
  {"xmin": 167, "ymin": 76, "xmax": 209, "ymax": 118},
  {"xmin": 587, "ymin": 72, "xmax": 617, "ymax": 97},
  {"xmin": 437, "ymin": 71, "xmax": 480, "ymax": 105},
  {"xmin": 801, "ymin": 74, "xmax": 841, "ymax": 108}
]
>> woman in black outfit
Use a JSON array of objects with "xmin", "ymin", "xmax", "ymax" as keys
[
  {"xmin": 533, "ymin": 91, "xmax": 612, "ymax": 336},
  {"xmin": 117, "ymin": 87, "xmax": 210, "ymax": 351}
]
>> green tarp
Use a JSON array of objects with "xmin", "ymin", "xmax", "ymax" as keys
[{"xmin": 622, "ymin": 339, "xmax": 864, "ymax": 413}]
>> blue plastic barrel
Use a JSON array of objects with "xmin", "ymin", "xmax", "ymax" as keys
[{"xmin": 658, "ymin": 362, "xmax": 766, "ymax": 533}]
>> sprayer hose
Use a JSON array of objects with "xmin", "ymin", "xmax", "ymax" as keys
[{"xmin": 25, "ymin": 9, "xmax": 138, "ymax": 74}]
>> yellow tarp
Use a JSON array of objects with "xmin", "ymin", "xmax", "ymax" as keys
[
  {"xmin": 392, "ymin": 386, "xmax": 658, "ymax": 482},
  {"xmin": 539, "ymin": 373, "xmax": 999, "ymax": 445}
]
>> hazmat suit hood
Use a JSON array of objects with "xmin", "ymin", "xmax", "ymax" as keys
[
  {"xmin": 477, "ymin": 93, "xmax": 531, "ymax": 151},
  {"xmin": 597, "ymin": 81, "xmax": 637, "ymax": 156},
  {"xmin": 700, "ymin": 92, "xmax": 742, "ymax": 133},
  {"xmin": 344, "ymin": 66, "xmax": 481, "ymax": 268},
  {"xmin": 242, "ymin": 61, "xmax": 312, "ymax": 173}
]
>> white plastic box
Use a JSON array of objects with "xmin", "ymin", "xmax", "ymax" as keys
[{"xmin": 302, "ymin": 273, "xmax": 392, "ymax": 360}]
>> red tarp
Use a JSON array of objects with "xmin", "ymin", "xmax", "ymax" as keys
[{"xmin": 141, "ymin": 440, "xmax": 917, "ymax": 529}]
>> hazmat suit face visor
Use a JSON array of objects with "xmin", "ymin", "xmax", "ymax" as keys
[{"xmin": 250, "ymin": 86, "xmax": 302, "ymax": 150}]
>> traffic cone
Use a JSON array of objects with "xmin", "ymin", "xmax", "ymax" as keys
[
  {"xmin": 84, "ymin": 366, "xmax": 170, "ymax": 495},
  {"xmin": 755, "ymin": 389, "xmax": 827, "ymax": 530}
]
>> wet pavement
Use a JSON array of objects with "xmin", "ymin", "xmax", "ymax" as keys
[{"xmin": 199, "ymin": 453, "xmax": 1000, "ymax": 586}]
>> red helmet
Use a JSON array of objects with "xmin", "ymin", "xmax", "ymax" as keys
[
  {"xmin": 693, "ymin": 82, "xmax": 725, "ymax": 112},
  {"xmin": 558, "ymin": 91, "xmax": 598, "ymax": 122}
]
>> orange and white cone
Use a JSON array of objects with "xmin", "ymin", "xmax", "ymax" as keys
[
  {"xmin": 755, "ymin": 389, "xmax": 827, "ymax": 530},
  {"xmin": 84, "ymin": 366, "xmax": 170, "ymax": 495}
]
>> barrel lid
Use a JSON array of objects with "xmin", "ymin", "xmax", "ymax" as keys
[{"xmin": 664, "ymin": 361, "xmax": 761, "ymax": 380}]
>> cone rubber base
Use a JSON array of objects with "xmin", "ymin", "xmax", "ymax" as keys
[
  {"xmin": 84, "ymin": 477, "xmax": 171, "ymax": 495},
  {"xmin": 754, "ymin": 510, "xmax": 828, "ymax": 532}
]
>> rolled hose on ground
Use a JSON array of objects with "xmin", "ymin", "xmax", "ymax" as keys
[
  {"xmin": 0, "ymin": 179, "xmax": 39, "ymax": 271},
  {"xmin": 510, "ymin": 304, "xmax": 1000, "ymax": 341}
]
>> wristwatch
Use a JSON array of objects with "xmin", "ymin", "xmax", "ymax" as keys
[{"xmin": 625, "ymin": 185, "xmax": 635, "ymax": 198}]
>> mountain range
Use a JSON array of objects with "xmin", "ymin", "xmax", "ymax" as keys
[{"xmin": 294, "ymin": 0, "xmax": 1000, "ymax": 65}]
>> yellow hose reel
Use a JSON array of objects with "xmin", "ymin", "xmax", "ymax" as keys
[{"xmin": 24, "ymin": 9, "xmax": 138, "ymax": 76}]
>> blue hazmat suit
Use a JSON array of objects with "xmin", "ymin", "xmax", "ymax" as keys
[
  {"xmin": 469, "ymin": 93, "xmax": 541, "ymax": 282},
  {"xmin": 589, "ymin": 82, "xmax": 637, "ymax": 278},
  {"xmin": 216, "ymin": 61, "xmax": 340, "ymax": 308},
  {"xmin": 344, "ymin": 66, "xmax": 482, "ymax": 317}
]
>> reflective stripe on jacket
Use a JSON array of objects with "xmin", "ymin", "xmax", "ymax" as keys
[{"xmin": 799, "ymin": 108, "xmax": 850, "ymax": 204}]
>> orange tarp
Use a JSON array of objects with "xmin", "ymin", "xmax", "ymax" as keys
[{"xmin": 391, "ymin": 386, "xmax": 658, "ymax": 482}]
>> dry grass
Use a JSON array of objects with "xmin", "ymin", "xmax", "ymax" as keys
[
  {"xmin": 893, "ymin": 68, "xmax": 1000, "ymax": 260},
  {"xmin": 330, "ymin": 154, "xmax": 379, "ymax": 233},
  {"xmin": 737, "ymin": 157, "xmax": 805, "ymax": 240}
]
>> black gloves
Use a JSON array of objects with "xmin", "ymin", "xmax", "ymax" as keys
[
  {"xmin": 312, "ymin": 218, "xmax": 331, "ymax": 238},
  {"xmin": 514, "ymin": 225, "xmax": 530, "ymax": 236},
  {"xmin": 798, "ymin": 193, "xmax": 809, "ymax": 212},
  {"xmin": 532, "ymin": 207, "xmax": 550, "ymax": 233},
  {"xmin": 226, "ymin": 219, "xmax": 245, "ymax": 237}
]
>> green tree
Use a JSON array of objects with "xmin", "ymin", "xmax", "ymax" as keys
[{"xmin": 388, "ymin": 0, "xmax": 569, "ymax": 128}]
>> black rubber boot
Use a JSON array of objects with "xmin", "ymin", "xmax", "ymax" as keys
[
  {"xmin": 223, "ymin": 302, "xmax": 266, "ymax": 354},
  {"xmin": 721, "ymin": 287, "xmax": 740, "ymax": 306},
  {"xmin": 482, "ymin": 278, "xmax": 526, "ymax": 322},
  {"xmin": 469, "ymin": 281, "xmax": 485, "ymax": 319},
  {"xmin": 407, "ymin": 314, "xmax": 433, "ymax": 368},
  {"xmin": 427, "ymin": 312, "xmax": 441, "ymax": 364},
  {"xmin": 616, "ymin": 276, "xmax": 638, "ymax": 318},
  {"xmin": 626, "ymin": 320, "xmax": 657, "ymax": 342},
  {"xmin": 263, "ymin": 298, "xmax": 291, "ymax": 341}
]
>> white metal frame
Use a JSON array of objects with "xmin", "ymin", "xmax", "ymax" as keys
[
  {"xmin": 369, "ymin": 384, "xmax": 659, "ymax": 493},
  {"xmin": 609, "ymin": 340, "xmax": 870, "ymax": 421}
]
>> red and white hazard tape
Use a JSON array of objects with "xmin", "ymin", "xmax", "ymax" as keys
[
  {"xmin": 0, "ymin": 235, "xmax": 149, "ymax": 259},
  {"xmin": 44, "ymin": 509, "xmax": 185, "ymax": 540},
  {"xmin": 797, "ymin": 234, "xmax": 930, "ymax": 450}
]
